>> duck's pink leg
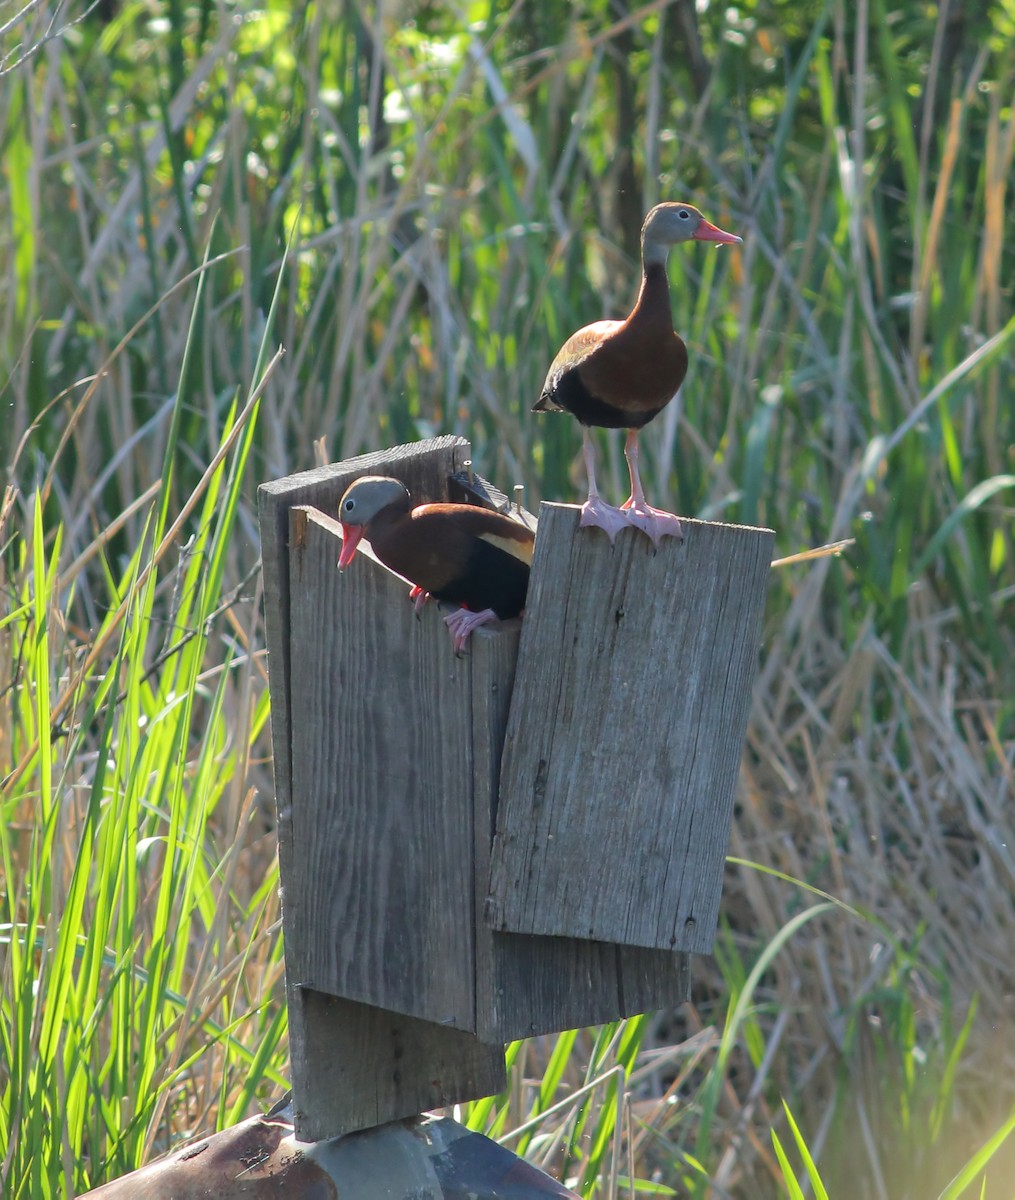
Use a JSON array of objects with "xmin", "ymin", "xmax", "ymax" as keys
[
  {"xmin": 443, "ymin": 607, "xmax": 499, "ymax": 654},
  {"xmin": 408, "ymin": 584, "xmax": 431, "ymax": 616},
  {"xmin": 579, "ymin": 427, "xmax": 628, "ymax": 543},
  {"xmin": 621, "ymin": 431, "xmax": 684, "ymax": 545}
]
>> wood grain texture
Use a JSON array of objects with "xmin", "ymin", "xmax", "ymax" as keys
[
  {"xmin": 487, "ymin": 504, "xmax": 774, "ymax": 954},
  {"xmin": 289, "ymin": 987, "xmax": 505, "ymax": 1142},
  {"xmin": 287, "ymin": 519, "xmax": 688, "ymax": 1038},
  {"xmin": 479, "ymin": 934, "xmax": 689, "ymax": 1041},
  {"xmin": 258, "ymin": 434, "xmax": 471, "ymax": 866},
  {"xmin": 258, "ymin": 437, "xmax": 475, "ymax": 1138},
  {"xmin": 469, "ymin": 626, "xmax": 689, "ymax": 1040},
  {"xmin": 288, "ymin": 506, "xmax": 480, "ymax": 1026},
  {"xmin": 259, "ymin": 443, "xmax": 706, "ymax": 1139}
]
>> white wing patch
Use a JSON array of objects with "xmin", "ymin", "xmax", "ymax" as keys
[{"xmin": 478, "ymin": 531, "xmax": 534, "ymax": 565}]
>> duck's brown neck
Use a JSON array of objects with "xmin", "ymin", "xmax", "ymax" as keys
[
  {"xmin": 367, "ymin": 501, "xmax": 410, "ymax": 548},
  {"xmin": 628, "ymin": 260, "xmax": 673, "ymax": 331}
]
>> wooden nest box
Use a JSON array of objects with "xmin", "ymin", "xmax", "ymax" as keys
[{"xmin": 259, "ymin": 435, "xmax": 773, "ymax": 1142}]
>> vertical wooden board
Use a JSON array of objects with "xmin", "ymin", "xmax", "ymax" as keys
[
  {"xmin": 257, "ymin": 438, "xmax": 511, "ymax": 1140},
  {"xmin": 287, "ymin": 507, "xmax": 478, "ymax": 1027},
  {"xmin": 257, "ymin": 437, "xmax": 469, "ymax": 1078},
  {"xmin": 479, "ymin": 934, "xmax": 690, "ymax": 1042},
  {"xmin": 289, "ymin": 987, "xmax": 506, "ymax": 1142},
  {"xmin": 257, "ymin": 434, "xmax": 470, "ymax": 852},
  {"xmin": 487, "ymin": 505, "xmax": 773, "ymax": 955},
  {"xmin": 470, "ymin": 628, "xmax": 690, "ymax": 1041}
]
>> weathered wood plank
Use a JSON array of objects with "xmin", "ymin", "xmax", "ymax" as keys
[
  {"xmin": 258, "ymin": 434, "xmax": 471, "ymax": 873},
  {"xmin": 286, "ymin": 509, "xmax": 688, "ymax": 1040},
  {"xmin": 288, "ymin": 506, "xmax": 478, "ymax": 1025},
  {"xmin": 479, "ymin": 935, "xmax": 690, "ymax": 1041},
  {"xmin": 257, "ymin": 437, "xmax": 474, "ymax": 1139},
  {"xmin": 487, "ymin": 504, "xmax": 773, "ymax": 954},
  {"xmin": 289, "ymin": 988, "xmax": 506, "ymax": 1142},
  {"xmin": 469, "ymin": 629, "xmax": 689, "ymax": 1040}
]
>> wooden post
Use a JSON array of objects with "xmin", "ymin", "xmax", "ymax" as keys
[{"xmin": 260, "ymin": 437, "xmax": 506, "ymax": 1140}]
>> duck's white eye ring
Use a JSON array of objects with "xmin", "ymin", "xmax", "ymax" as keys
[
  {"xmin": 678, "ymin": 209, "xmax": 690, "ymax": 219},
  {"xmin": 343, "ymin": 499, "xmax": 355, "ymax": 512}
]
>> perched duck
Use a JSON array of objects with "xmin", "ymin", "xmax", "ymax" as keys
[
  {"xmin": 337, "ymin": 475, "xmax": 535, "ymax": 652},
  {"xmin": 534, "ymin": 202, "xmax": 742, "ymax": 544}
]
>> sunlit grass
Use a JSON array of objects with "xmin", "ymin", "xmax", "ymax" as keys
[{"xmin": 1, "ymin": 241, "xmax": 289, "ymax": 1195}]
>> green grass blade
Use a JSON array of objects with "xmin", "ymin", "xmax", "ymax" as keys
[
  {"xmin": 695, "ymin": 905, "xmax": 836, "ymax": 1164},
  {"xmin": 771, "ymin": 1128, "xmax": 808, "ymax": 1200},
  {"xmin": 914, "ymin": 475, "xmax": 1015, "ymax": 576},
  {"xmin": 936, "ymin": 1106, "xmax": 1015, "ymax": 1200},
  {"xmin": 781, "ymin": 1100, "xmax": 830, "ymax": 1200}
]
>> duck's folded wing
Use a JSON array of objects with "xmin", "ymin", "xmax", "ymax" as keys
[{"xmin": 413, "ymin": 505, "xmax": 535, "ymax": 566}]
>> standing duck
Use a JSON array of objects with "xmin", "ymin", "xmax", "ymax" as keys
[
  {"xmin": 337, "ymin": 476, "xmax": 535, "ymax": 652},
  {"xmin": 534, "ymin": 202, "xmax": 742, "ymax": 544}
]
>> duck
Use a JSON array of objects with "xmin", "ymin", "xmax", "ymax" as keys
[
  {"xmin": 337, "ymin": 475, "xmax": 535, "ymax": 652},
  {"xmin": 534, "ymin": 202, "xmax": 742, "ymax": 544}
]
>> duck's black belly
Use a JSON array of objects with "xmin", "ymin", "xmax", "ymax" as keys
[
  {"xmin": 432, "ymin": 540, "xmax": 530, "ymax": 618},
  {"xmin": 543, "ymin": 368, "xmax": 667, "ymax": 430}
]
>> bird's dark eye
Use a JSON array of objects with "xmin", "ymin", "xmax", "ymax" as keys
[
  {"xmin": 343, "ymin": 499, "xmax": 354, "ymax": 512},
  {"xmin": 678, "ymin": 209, "xmax": 690, "ymax": 219}
]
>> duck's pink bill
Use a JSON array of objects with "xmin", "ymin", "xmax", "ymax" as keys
[
  {"xmin": 693, "ymin": 218, "xmax": 742, "ymax": 245},
  {"xmin": 338, "ymin": 525, "xmax": 364, "ymax": 570}
]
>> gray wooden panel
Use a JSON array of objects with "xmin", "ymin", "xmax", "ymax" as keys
[
  {"xmin": 289, "ymin": 987, "xmax": 506, "ymax": 1142},
  {"xmin": 257, "ymin": 434, "xmax": 470, "ymax": 858},
  {"xmin": 257, "ymin": 437, "xmax": 472, "ymax": 1133},
  {"xmin": 487, "ymin": 504, "xmax": 773, "ymax": 954},
  {"xmin": 480, "ymin": 935, "xmax": 690, "ymax": 1041},
  {"xmin": 288, "ymin": 506, "xmax": 478, "ymax": 1025},
  {"xmin": 469, "ymin": 628, "xmax": 690, "ymax": 1040}
]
